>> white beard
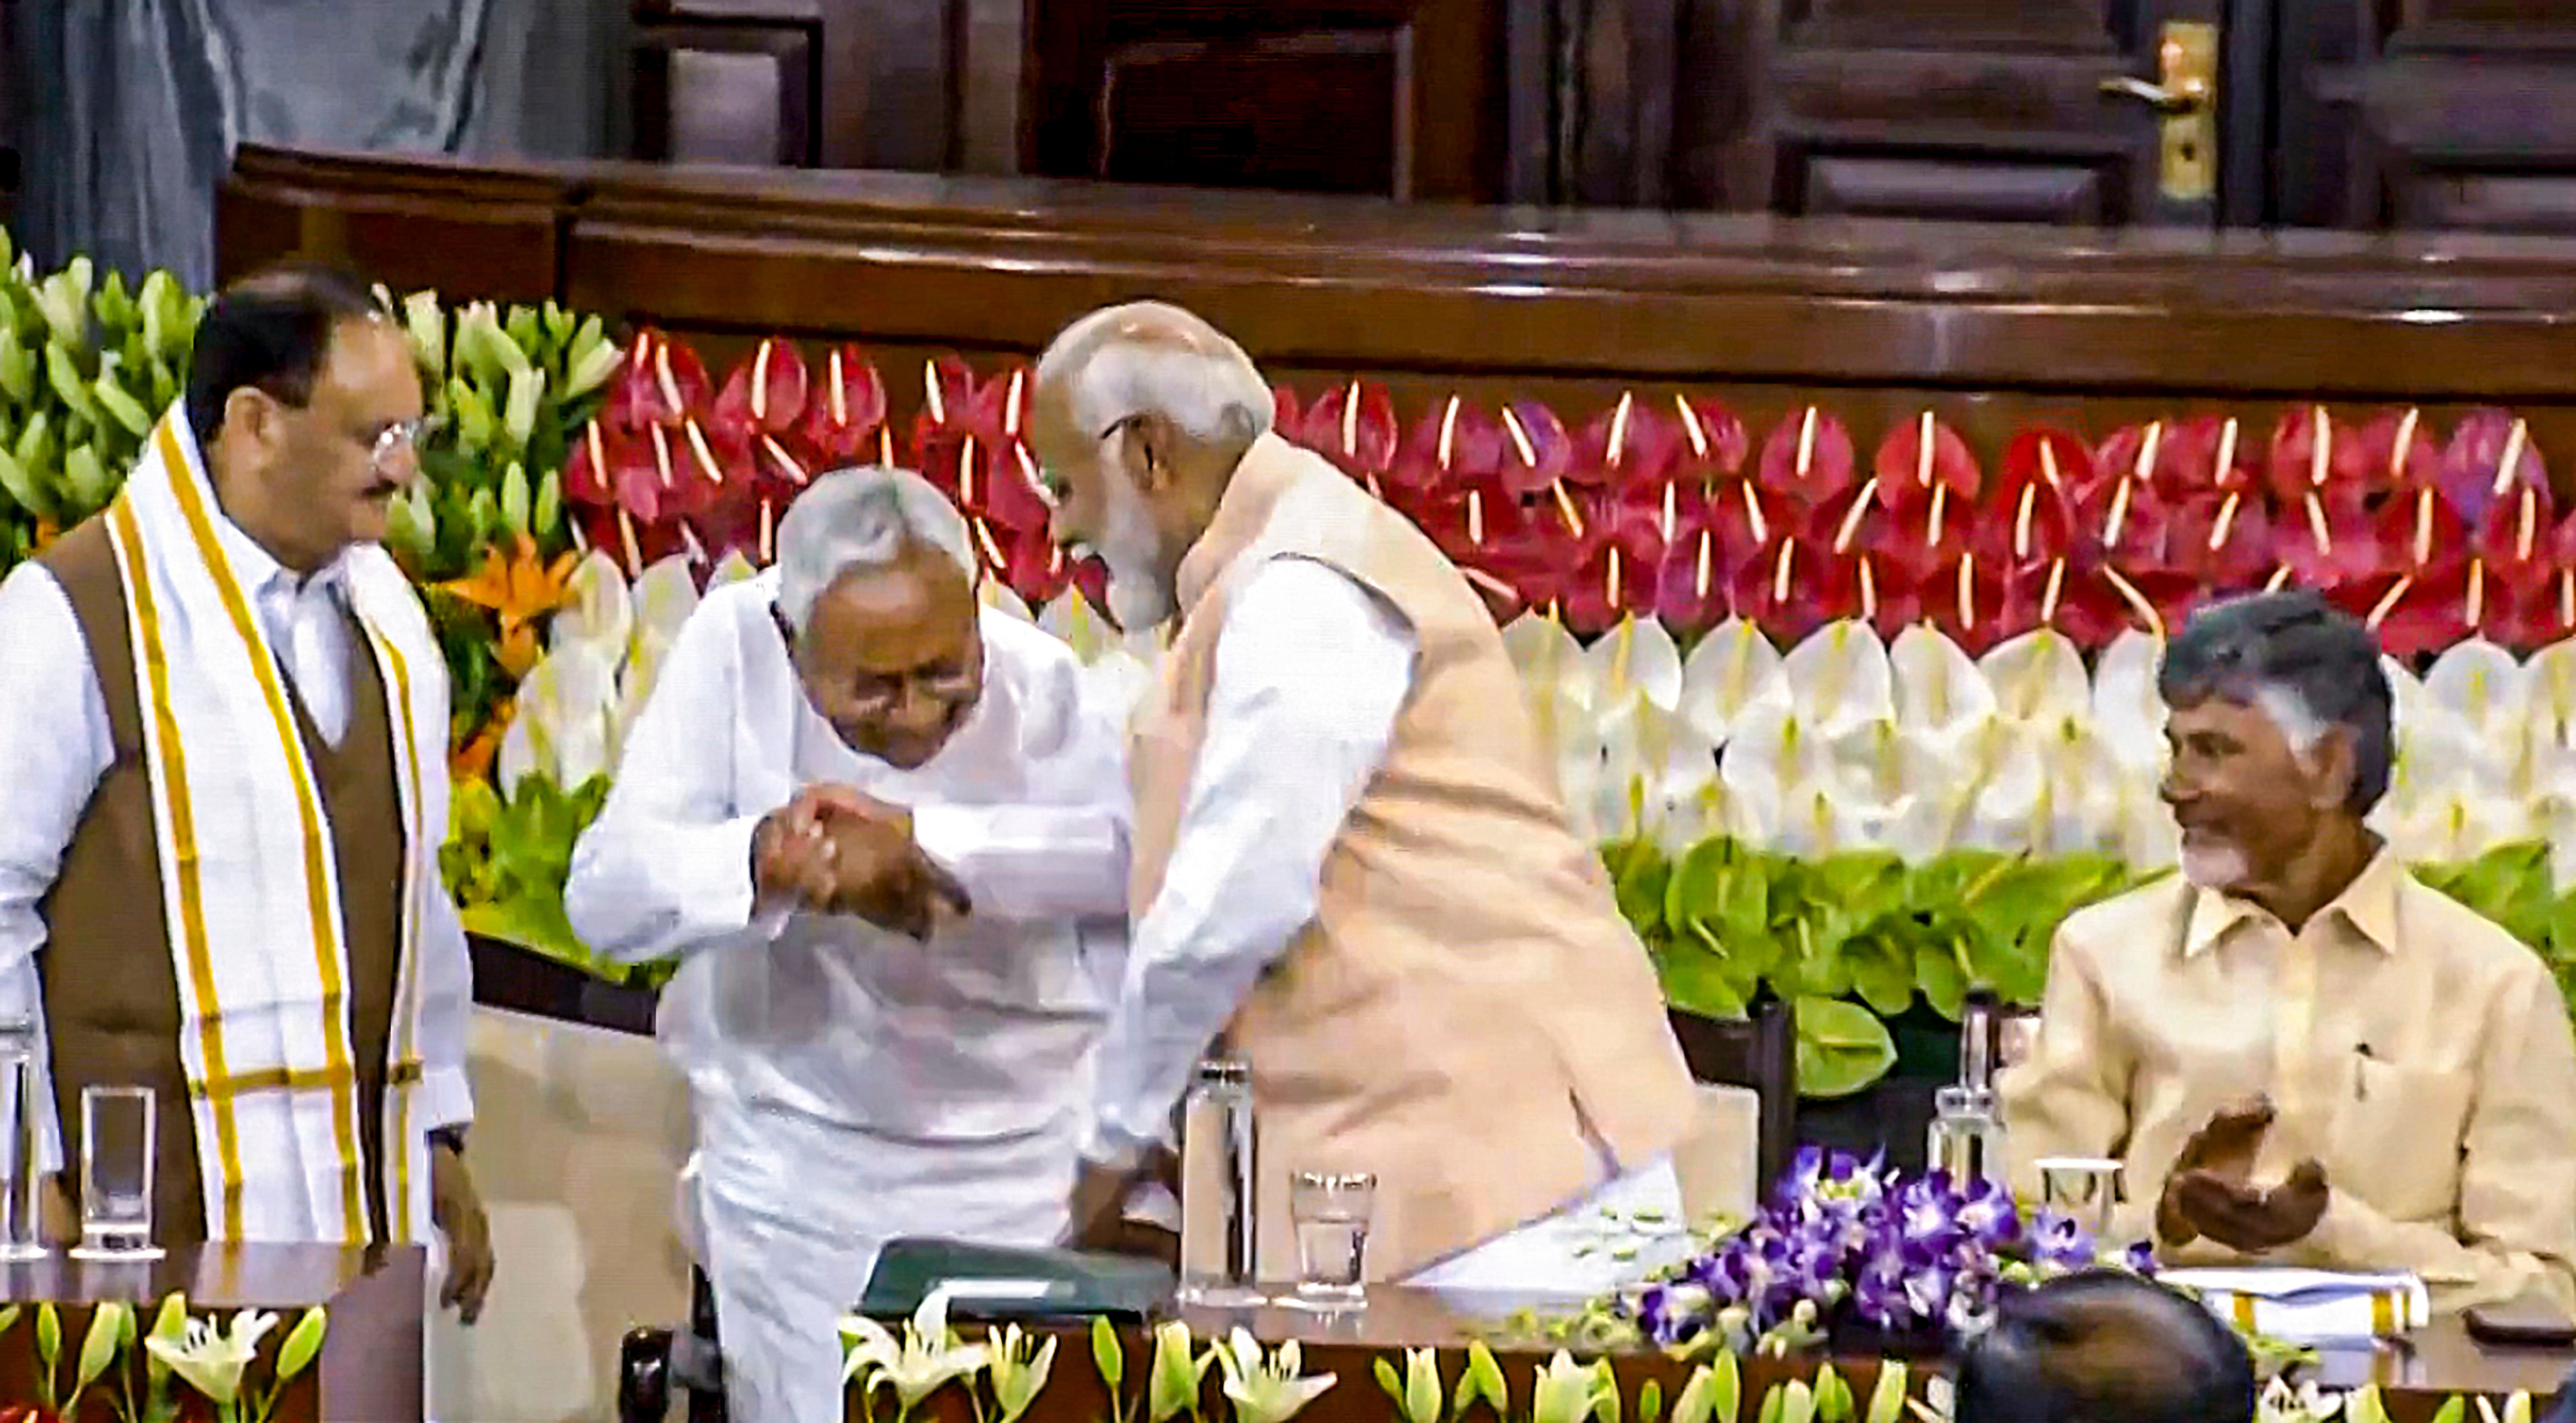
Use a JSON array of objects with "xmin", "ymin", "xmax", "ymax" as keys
[
  {"xmin": 2179, "ymin": 838, "xmax": 2251, "ymax": 891},
  {"xmin": 1097, "ymin": 473, "xmax": 1177, "ymax": 631}
]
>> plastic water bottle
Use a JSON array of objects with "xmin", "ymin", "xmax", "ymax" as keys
[
  {"xmin": 1177, "ymin": 1059, "xmax": 1260, "ymax": 1304},
  {"xmin": 0, "ymin": 1018, "xmax": 47, "ymax": 1259}
]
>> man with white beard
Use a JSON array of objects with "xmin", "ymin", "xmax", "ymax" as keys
[
  {"xmin": 2003, "ymin": 590, "xmax": 2576, "ymax": 1314},
  {"xmin": 1026, "ymin": 301, "xmax": 1697, "ymax": 1292},
  {"xmin": 565, "ymin": 467, "xmax": 1139, "ymax": 1423}
]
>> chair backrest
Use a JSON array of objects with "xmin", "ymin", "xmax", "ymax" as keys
[{"xmin": 1665, "ymin": 995, "xmax": 1797, "ymax": 1199}]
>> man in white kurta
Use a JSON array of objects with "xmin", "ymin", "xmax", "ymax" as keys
[{"xmin": 566, "ymin": 468, "xmax": 1132, "ymax": 1423}]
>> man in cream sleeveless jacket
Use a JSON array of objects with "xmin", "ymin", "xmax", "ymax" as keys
[{"xmin": 1027, "ymin": 301, "xmax": 1697, "ymax": 1293}]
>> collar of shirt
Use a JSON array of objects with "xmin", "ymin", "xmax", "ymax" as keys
[
  {"xmin": 207, "ymin": 498, "xmax": 351, "ymax": 617},
  {"xmin": 2181, "ymin": 842, "xmax": 2404, "ymax": 959}
]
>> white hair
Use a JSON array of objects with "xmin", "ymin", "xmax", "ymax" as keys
[
  {"xmin": 1034, "ymin": 303, "xmax": 1274, "ymax": 450},
  {"xmin": 773, "ymin": 465, "xmax": 975, "ymax": 632},
  {"xmin": 2249, "ymin": 682, "xmax": 2328, "ymax": 756}
]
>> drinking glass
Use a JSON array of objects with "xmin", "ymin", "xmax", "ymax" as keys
[
  {"xmin": 0, "ymin": 1018, "xmax": 47, "ymax": 1260},
  {"xmin": 1290, "ymin": 1171, "xmax": 1375, "ymax": 1304},
  {"xmin": 2035, "ymin": 1157, "xmax": 2123, "ymax": 1238},
  {"xmin": 72, "ymin": 1085, "xmax": 160, "ymax": 1262}
]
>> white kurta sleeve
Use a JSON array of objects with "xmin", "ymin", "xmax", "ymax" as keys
[
  {"xmin": 909, "ymin": 626, "xmax": 1132, "ymax": 922},
  {"xmin": 1081, "ymin": 557, "xmax": 1417, "ymax": 1162},
  {"xmin": 565, "ymin": 596, "xmax": 784, "ymax": 965},
  {"xmin": 0, "ymin": 563, "xmax": 116, "ymax": 1176},
  {"xmin": 415, "ymin": 842, "xmax": 477, "ymax": 1133}
]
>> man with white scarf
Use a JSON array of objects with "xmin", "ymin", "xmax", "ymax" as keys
[
  {"xmin": 0, "ymin": 264, "xmax": 487, "ymax": 1300},
  {"xmin": 566, "ymin": 467, "xmax": 1136, "ymax": 1423},
  {"xmin": 1028, "ymin": 301, "xmax": 1697, "ymax": 1293}
]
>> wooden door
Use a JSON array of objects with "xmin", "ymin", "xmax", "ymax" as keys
[
  {"xmin": 1022, "ymin": 0, "xmax": 1506, "ymax": 200},
  {"xmin": 1673, "ymin": 0, "xmax": 2245, "ymax": 224},
  {"xmin": 2279, "ymin": 0, "xmax": 2576, "ymax": 231}
]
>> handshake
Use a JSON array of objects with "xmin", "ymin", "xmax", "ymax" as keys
[{"xmin": 751, "ymin": 784, "xmax": 973, "ymax": 940}]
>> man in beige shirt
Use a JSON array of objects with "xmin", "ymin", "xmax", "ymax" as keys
[{"xmin": 2002, "ymin": 590, "xmax": 2576, "ymax": 1314}]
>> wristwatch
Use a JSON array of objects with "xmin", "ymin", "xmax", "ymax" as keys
[{"xmin": 429, "ymin": 1126, "xmax": 467, "ymax": 1156}]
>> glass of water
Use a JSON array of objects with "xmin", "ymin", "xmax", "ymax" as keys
[
  {"xmin": 72, "ymin": 1085, "xmax": 160, "ymax": 1262},
  {"xmin": 1290, "ymin": 1171, "xmax": 1375, "ymax": 1305},
  {"xmin": 0, "ymin": 1018, "xmax": 47, "ymax": 1260}
]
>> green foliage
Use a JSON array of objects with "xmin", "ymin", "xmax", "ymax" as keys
[
  {"xmin": 441, "ymin": 772, "xmax": 669, "ymax": 986},
  {"xmin": 1628, "ymin": 830, "xmax": 2576, "ymax": 1099}
]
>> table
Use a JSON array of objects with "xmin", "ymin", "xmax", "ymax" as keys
[
  {"xmin": 0, "ymin": 1243, "xmax": 423, "ymax": 1423},
  {"xmin": 855, "ymin": 1287, "xmax": 2572, "ymax": 1423}
]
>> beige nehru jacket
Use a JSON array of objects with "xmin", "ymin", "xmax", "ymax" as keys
[
  {"xmin": 1127, "ymin": 433, "xmax": 1697, "ymax": 1282},
  {"xmin": 2001, "ymin": 850, "xmax": 2576, "ymax": 1313}
]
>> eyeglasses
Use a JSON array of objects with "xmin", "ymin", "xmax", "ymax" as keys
[{"xmin": 367, "ymin": 417, "xmax": 437, "ymax": 471}]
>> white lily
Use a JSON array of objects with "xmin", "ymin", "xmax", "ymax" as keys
[
  {"xmin": 1679, "ymin": 617, "xmax": 1784, "ymax": 748},
  {"xmin": 838, "ymin": 1293, "xmax": 990, "ymax": 1413},
  {"xmin": 1146, "ymin": 1319, "xmax": 1211, "ymax": 1423},
  {"xmin": 496, "ymin": 640, "xmax": 623, "ymax": 791},
  {"xmin": 984, "ymin": 1323, "xmax": 1059, "ymax": 1423},
  {"xmin": 1529, "ymin": 1351, "xmax": 1614, "ymax": 1423},
  {"xmin": 1214, "ymin": 1328, "xmax": 1337, "ymax": 1423},
  {"xmin": 144, "ymin": 1308, "xmax": 277, "ymax": 1407}
]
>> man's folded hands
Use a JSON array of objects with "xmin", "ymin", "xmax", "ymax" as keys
[{"xmin": 752, "ymin": 784, "xmax": 972, "ymax": 938}]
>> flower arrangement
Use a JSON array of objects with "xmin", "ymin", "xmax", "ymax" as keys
[
  {"xmin": 0, "ymin": 1294, "xmax": 326, "ymax": 1423},
  {"xmin": 1616, "ymin": 1150, "xmax": 2150, "ymax": 1356}
]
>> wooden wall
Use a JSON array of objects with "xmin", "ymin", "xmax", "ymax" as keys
[{"xmin": 221, "ymin": 143, "xmax": 2576, "ymax": 469}]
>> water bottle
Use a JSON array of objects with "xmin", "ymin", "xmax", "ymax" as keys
[
  {"xmin": 1927, "ymin": 993, "xmax": 2005, "ymax": 1188},
  {"xmin": 1177, "ymin": 1059, "xmax": 1260, "ymax": 1304},
  {"xmin": 0, "ymin": 1018, "xmax": 46, "ymax": 1259}
]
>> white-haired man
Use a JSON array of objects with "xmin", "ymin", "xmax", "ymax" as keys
[
  {"xmin": 566, "ymin": 468, "xmax": 1135, "ymax": 1423},
  {"xmin": 2004, "ymin": 591, "xmax": 2576, "ymax": 1314},
  {"xmin": 1027, "ymin": 301, "xmax": 1699, "ymax": 1293}
]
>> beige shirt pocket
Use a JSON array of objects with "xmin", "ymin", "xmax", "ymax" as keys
[{"xmin": 2331, "ymin": 1056, "xmax": 2475, "ymax": 1223}]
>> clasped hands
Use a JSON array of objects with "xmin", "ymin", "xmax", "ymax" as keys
[
  {"xmin": 2156, "ymin": 1096, "xmax": 2330, "ymax": 1254},
  {"xmin": 753, "ymin": 784, "xmax": 972, "ymax": 939}
]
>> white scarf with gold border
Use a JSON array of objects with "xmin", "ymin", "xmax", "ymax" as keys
[{"xmin": 100, "ymin": 408, "xmax": 453, "ymax": 1244}]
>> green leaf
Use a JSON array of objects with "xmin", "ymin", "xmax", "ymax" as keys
[
  {"xmin": 1658, "ymin": 942, "xmax": 1752, "ymax": 1021},
  {"xmin": 1639, "ymin": 1380, "xmax": 1664, "ymax": 1423},
  {"xmin": 1374, "ymin": 1358, "xmax": 1406, "ymax": 1410},
  {"xmin": 275, "ymin": 1307, "xmax": 328, "ymax": 1383},
  {"xmin": 1811, "ymin": 1366, "xmax": 1852, "ymax": 1423},
  {"xmin": 1794, "ymin": 996, "xmax": 1898, "ymax": 1098},
  {"xmin": 36, "ymin": 1300, "xmax": 58, "ymax": 1369},
  {"xmin": 1839, "ymin": 926, "xmax": 1916, "ymax": 1018},
  {"xmin": 1091, "ymin": 1316, "xmax": 1123, "ymax": 1391}
]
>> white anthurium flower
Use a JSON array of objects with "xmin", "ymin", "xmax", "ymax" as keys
[
  {"xmin": 2030, "ymin": 717, "xmax": 2132, "ymax": 857},
  {"xmin": 1040, "ymin": 587, "xmax": 1117, "ymax": 663},
  {"xmin": 1594, "ymin": 698, "xmax": 1723, "ymax": 851},
  {"xmin": 1679, "ymin": 616, "xmax": 1785, "ymax": 747},
  {"xmin": 1504, "ymin": 610, "xmax": 1586, "ymax": 688},
  {"xmin": 1889, "ymin": 625, "xmax": 1997, "ymax": 741},
  {"xmin": 1979, "ymin": 627, "xmax": 2090, "ymax": 728},
  {"xmin": 624, "ymin": 554, "xmax": 704, "ymax": 714},
  {"xmin": 551, "ymin": 551, "xmax": 635, "ymax": 657},
  {"xmin": 980, "ymin": 578, "xmax": 1034, "ymax": 623},
  {"xmin": 1777, "ymin": 619, "xmax": 1896, "ymax": 741},
  {"xmin": 708, "ymin": 549, "xmax": 762, "ymax": 588},
  {"xmin": 145, "ymin": 1309, "xmax": 277, "ymax": 1407},
  {"xmin": 1720, "ymin": 700, "xmax": 1872, "ymax": 833},
  {"xmin": 1214, "ymin": 1327, "xmax": 1337, "ymax": 1423},
  {"xmin": 2422, "ymin": 638, "xmax": 2531, "ymax": 797},
  {"xmin": 2089, "ymin": 629, "xmax": 2166, "ymax": 777},
  {"xmin": 2384, "ymin": 772, "xmax": 2530, "ymax": 865},
  {"xmin": 1886, "ymin": 716, "xmax": 2047, "ymax": 858},
  {"xmin": 838, "ymin": 1292, "xmax": 990, "ymax": 1411},
  {"xmin": 1739, "ymin": 778, "xmax": 1903, "ymax": 858},
  {"xmin": 498, "ymin": 641, "xmax": 623, "ymax": 791},
  {"xmin": 1580, "ymin": 615, "xmax": 1685, "ymax": 718},
  {"xmin": 2519, "ymin": 639, "xmax": 2576, "ymax": 791}
]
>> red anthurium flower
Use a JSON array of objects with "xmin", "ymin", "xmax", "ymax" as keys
[
  {"xmin": 1297, "ymin": 379, "xmax": 1401, "ymax": 481},
  {"xmin": 1558, "ymin": 517, "xmax": 1664, "ymax": 636},
  {"xmin": 795, "ymin": 345, "xmax": 890, "ymax": 465},
  {"xmin": 2346, "ymin": 561, "xmax": 2489, "ymax": 659},
  {"xmin": 711, "ymin": 337, "xmax": 811, "ymax": 440},
  {"xmin": 1387, "ymin": 394, "xmax": 1506, "ymax": 506},
  {"xmin": 575, "ymin": 501, "xmax": 690, "ymax": 579},
  {"xmin": 2440, "ymin": 409, "xmax": 2545, "ymax": 529},
  {"xmin": 610, "ymin": 329, "xmax": 714, "ymax": 431},
  {"xmin": 1416, "ymin": 470, "xmax": 1536, "ymax": 568},
  {"xmin": 2074, "ymin": 424, "xmax": 2180, "ymax": 567},
  {"xmin": 1995, "ymin": 557, "xmax": 2075, "ymax": 648},
  {"xmin": 564, "ymin": 418, "xmax": 635, "ymax": 507},
  {"xmin": 1863, "ymin": 412, "xmax": 1980, "ymax": 583},
  {"xmin": 2367, "ymin": 483, "xmax": 2469, "ymax": 580},
  {"xmin": 2472, "ymin": 477, "xmax": 2558, "ymax": 587},
  {"xmin": 1974, "ymin": 429, "xmax": 2086, "ymax": 572},
  {"xmin": 2264, "ymin": 404, "xmax": 2374, "ymax": 502},
  {"xmin": 1848, "ymin": 553, "xmax": 1925, "ymax": 642},
  {"xmin": 946, "ymin": 433, "xmax": 1055, "ymax": 534},
  {"xmin": 2165, "ymin": 488, "xmax": 2279, "ymax": 590},
  {"xmin": 2354, "ymin": 406, "xmax": 2442, "ymax": 493},
  {"xmin": 2268, "ymin": 479, "xmax": 2382, "ymax": 589},
  {"xmin": 744, "ymin": 425, "xmax": 817, "ymax": 503},
  {"xmin": 2077, "ymin": 562, "xmax": 2201, "ymax": 645},
  {"xmin": 964, "ymin": 515, "xmax": 1072, "ymax": 605},
  {"xmin": 1571, "ymin": 392, "xmax": 1684, "ymax": 492},
  {"xmin": 1754, "ymin": 406, "xmax": 1859, "ymax": 507},
  {"xmin": 587, "ymin": 419, "xmax": 728, "ymax": 525},
  {"xmin": 1669, "ymin": 395, "xmax": 1752, "ymax": 483},
  {"xmin": 1916, "ymin": 551, "xmax": 2007, "ymax": 655},
  {"xmin": 1656, "ymin": 521, "xmax": 1733, "ymax": 636},
  {"xmin": 1730, "ymin": 540, "xmax": 1839, "ymax": 644},
  {"xmin": 1497, "ymin": 399, "xmax": 1577, "ymax": 503}
]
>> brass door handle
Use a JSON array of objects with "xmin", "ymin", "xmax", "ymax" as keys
[{"xmin": 2099, "ymin": 74, "xmax": 2210, "ymax": 114}]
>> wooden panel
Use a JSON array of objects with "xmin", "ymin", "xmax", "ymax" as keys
[
  {"xmin": 2285, "ymin": 0, "xmax": 2576, "ymax": 231},
  {"xmin": 216, "ymin": 143, "xmax": 2576, "ymax": 471},
  {"xmin": 631, "ymin": 15, "xmax": 820, "ymax": 166},
  {"xmin": 1669, "ymin": 0, "xmax": 2220, "ymax": 224},
  {"xmin": 212, "ymin": 149, "xmax": 576, "ymax": 298},
  {"xmin": 1025, "ymin": 0, "xmax": 1502, "ymax": 199}
]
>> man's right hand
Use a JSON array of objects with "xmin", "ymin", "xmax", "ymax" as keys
[
  {"xmin": 2156, "ymin": 1096, "xmax": 2274, "ymax": 1247},
  {"xmin": 751, "ymin": 786, "xmax": 971, "ymax": 938}
]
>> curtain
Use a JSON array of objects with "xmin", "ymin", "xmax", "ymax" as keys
[{"xmin": 12, "ymin": 0, "xmax": 623, "ymax": 288}]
